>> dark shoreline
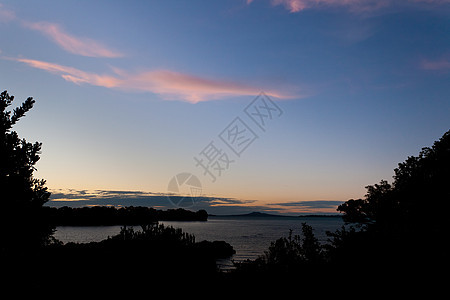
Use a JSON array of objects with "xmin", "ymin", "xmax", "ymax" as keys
[
  {"xmin": 42, "ymin": 206, "xmax": 208, "ymax": 226},
  {"xmin": 210, "ymin": 211, "xmax": 342, "ymax": 218}
]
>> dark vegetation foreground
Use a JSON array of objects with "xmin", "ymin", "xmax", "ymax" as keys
[
  {"xmin": 1, "ymin": 90, "xmax": 448, "ymax": 292},
  {"xmin": 4, "ymin": 224, "xmax": 234, "ymax": 292}
]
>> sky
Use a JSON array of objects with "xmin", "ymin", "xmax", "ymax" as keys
[{"xmin": 1, "ymin": 0, "xmax": 449, "ymax": 215}]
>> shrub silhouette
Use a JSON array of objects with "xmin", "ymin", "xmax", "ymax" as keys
[
  {"xmin": 35, "ymin": 222, "xmax": 235, "ymax": 290},
  {"xmin": 234, "ymin": 223, "xmax": 324, "ymax": 276},
  {"xmin": 109, "ymin": 223, "xmax": 196, "ymax": 247}
]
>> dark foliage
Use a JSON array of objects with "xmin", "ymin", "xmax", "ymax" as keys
[
  {"xmin": 233, "ymin": 223, "xmax": 324, "ymax": 277},
  {"xmin": 231, "ymin": 130, "xmax": 450, "ymax": 286},
  {"xmin": 331, "ymin": 130, "xmax": 450, "ymax": 274},
  {"xmin": 7, "ymin": 223, "xmax": 234, "ymax": 292},
  {"xmin": 0, "ymin": 90, "xmax": 53, "ymax": 252},
  {"xmin": 195, "ymin": 240, "xmax": 236, "ymax": 259},
  {"xmin": 338, "ymin": 130, "xmax": 450, "ymax": 233},
  {"xmin": 42, "ymin": 206, "xmax": 208, "ymax": 225}
]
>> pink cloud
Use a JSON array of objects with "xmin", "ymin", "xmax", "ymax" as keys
[
  {"xmin": 409, "ymin": 0, "xmax": 450, "ymax": 3},
  {"xmin": 0, "ymin": 5, "xmax": 121, "ymax": 57},
  {"xmin": 249, "ymin": 0, "xmax": 450, "ymax": 13},
  {"xmin": 271, "ymin": 0, "xmax": 308, "ymax": 12},
  {"xmin": 117, "ymin": 69, "xmax": 290, "ymax": 103},
  {"xmin": 421, "ymin": 58, "xmax": 450, "ymax": 71},
  {"xmin": 12, "ymin": 57, "xmax": 292, "ymax": 103},
  {"xmin": 0, "ymin": 4, "xmax": 16, "ymax": 22},
  {"xmin": 14, "ymin": 58, "xmax": 121, "ymax": 87},
  {"xmin": 266, "ymin": 0, "xmax": 390, "ymax": 13},
  {"xmin": 25, "ymin": 21, "xmax": 123, "ymax": 58}
]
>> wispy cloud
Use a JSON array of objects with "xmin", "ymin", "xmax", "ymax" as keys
[
  {"xmin": 3, "ymin": 5, "xmax": 296, "ymax": 102},
  {"xmin": 13, "ymin": 58, "xmax": 121, "ymax": 87},
  {"xmin": 269, "ymin": 200, "xmax": 344, "ymax": 209},
  {"xmin": 114, "ymin": 68, "xmax": 292, "ymax": 102},
  {"xmin": 24, "ymin": 21, "xmax": 123, "ymax": 58},
  {"xmin": 0, "ymin": 4, "xmax": 121, "ymax": 57},
  {"xmin": 267, "ymin": 200, "xmax": 344, "ymax": 214},
  {"xmin": 271, "ymin": 0, "xmax": 390, "ymax": 13},
  {"xmin": 421, "ymin": 58, "xmax": 450, "ymax": 71},
  {"xmin": 48, "ymin": 189, "xmax": 339, "ymax": 215},
  {"xmin": 249, "ymin": 0, "xmax": 450, "ymax": 13},
  {"xmin": 10, "ymin": 57, "xmax": 293, "ymax": 103},
  {"xmin": 48, "ymin": 189, "xmax": 255, "ymax": 213},
  {"xmin": 0, "ymin": 3, "xmax": 15, "ymax": 22}
]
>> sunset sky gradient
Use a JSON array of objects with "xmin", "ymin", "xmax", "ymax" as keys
[{"xmin": 1, "ymin": 0, "xmax": 449, "ymax": 214}]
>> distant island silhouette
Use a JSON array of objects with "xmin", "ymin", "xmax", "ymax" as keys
[
  {"xmin": 211, "ymin": 211, "xmax": 342, "ymax": 218},
  {"xmin": 211, "ymin": 211, "xmax": 281, "ymax": 217}
]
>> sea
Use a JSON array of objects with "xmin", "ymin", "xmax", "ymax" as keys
[{"xmin": 53, "ymin": 215, "xmax": 344, "ymax": 269}]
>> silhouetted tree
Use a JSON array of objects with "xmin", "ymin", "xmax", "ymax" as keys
[
  {"xmin": 338, "ymin": 129, "xmax": 450, "ymax": 235},
  {"xmin": 300, "ymin": 222, "xmax": 323, "ymax": 264},
  {"xmin": 0, "ymin": 90, "xmax": 52, "ymax": 251},
  {"xmin": 232, "ymin": 131, "xmax": 450, "ymax": 282},
  {"xmin": 337, "ymin": 180, "xmax": 395, "ymax": 226},
  {"xmin": 331, "ymin": 130, "xmax": 450, "ymax": 272}
]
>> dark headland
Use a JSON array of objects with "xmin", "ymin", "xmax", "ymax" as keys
[{"xmin": 42, "ymin": 206, "xmax": 208, "ymax": 226}]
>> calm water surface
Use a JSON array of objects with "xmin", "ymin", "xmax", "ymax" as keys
[{"xmin": 54, "ymin": 216, "xmax": 344, "ymax": 267}]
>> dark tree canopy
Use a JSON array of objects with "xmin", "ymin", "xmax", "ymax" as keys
[
  {"xmin": 338, "ymin": 129, "xmax": 450, "ymax": 234},
  {"xmin": 0, "ymin": 90, "xmax": 52, "ymax": 251}
]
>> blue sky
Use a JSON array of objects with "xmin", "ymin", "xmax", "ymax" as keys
[{"xmin": 1, "ymin": 0, "xmax": 449, "ymax": 214}]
